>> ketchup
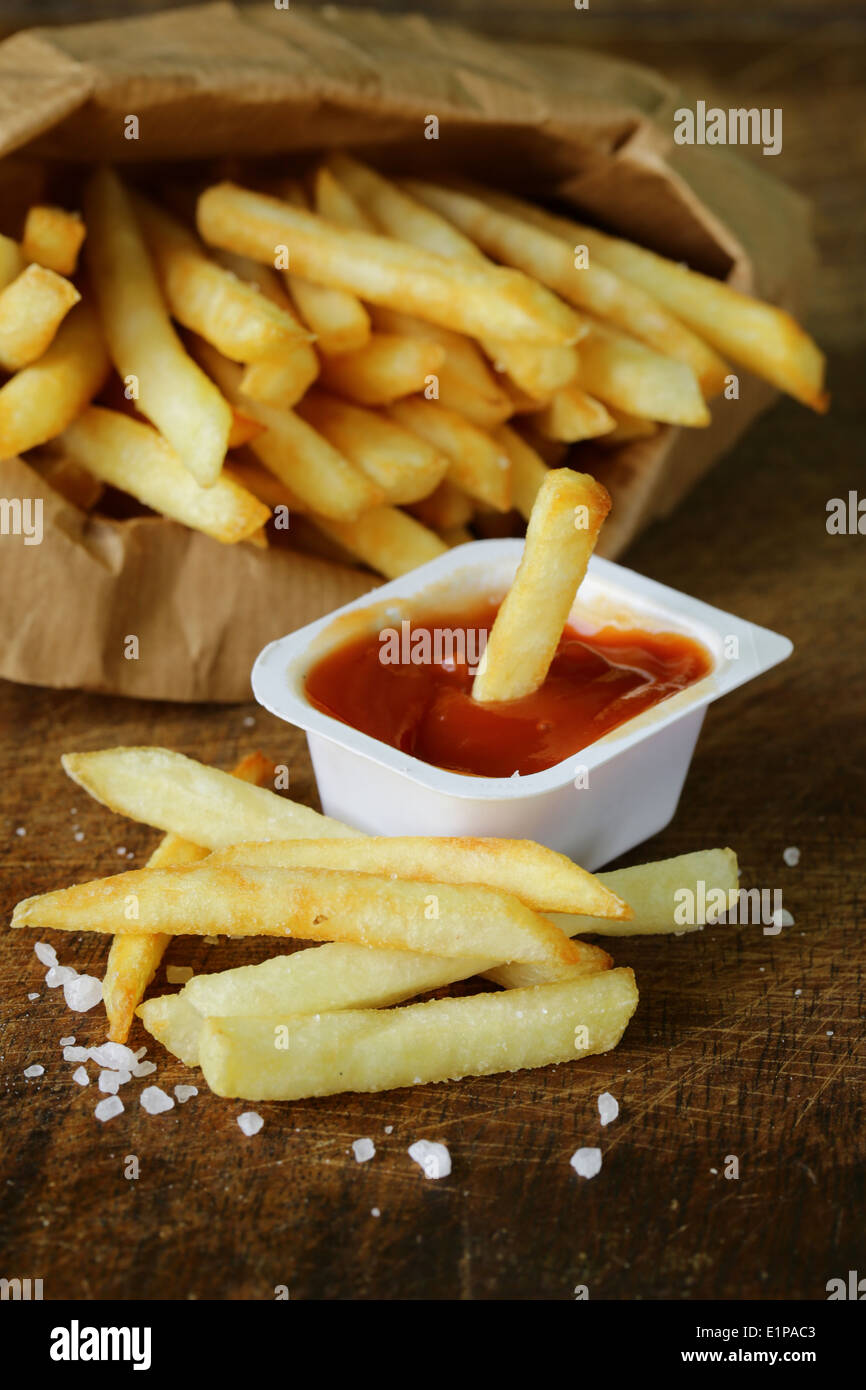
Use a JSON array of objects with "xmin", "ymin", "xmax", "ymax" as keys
[{"xmin": 305, "ymin": 599, "xmax": 712, "ymax": 778}]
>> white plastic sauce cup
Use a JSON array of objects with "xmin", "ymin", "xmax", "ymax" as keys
[{"xmin": 252, "ymin": 539, "xmax": 792, "ymax": 870}]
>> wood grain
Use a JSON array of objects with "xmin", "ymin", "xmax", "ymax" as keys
[{"xmin": 0, "ymin": 2, "xmax": 864, "ymax": 1301}]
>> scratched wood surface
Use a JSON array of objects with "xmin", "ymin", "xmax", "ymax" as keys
[{"xmin": 1, "ymin": 3, "xmax": 864, "ymax": 1301}]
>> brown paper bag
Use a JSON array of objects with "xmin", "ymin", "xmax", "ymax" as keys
[{"xmin": 0, "ymin": 2, "xmax": 817, "ymax": 701}]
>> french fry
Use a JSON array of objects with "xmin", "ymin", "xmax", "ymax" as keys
[
  {"xmin": 207, "ymin": 245, "xmax": 320, "ymax": 409},
  {"xmin": 21, "ymin": 204, "xmax": 86, "ymax": 276},
  {"xmin": 209, "ymin": 836, "xmax": 629, "ymax": 919},
  {"xmin": 0, "ymin": 301, "xmax": 109, "ymax": 460},
  {"xmin": 387, "ymin": 396, "xmax": 512, "ymax": 511},
  {"xmin": 12, "ymin": 863, "xmax": 584, "ymax": 967},
  {"xmin": 85, "ymin": 167, "xmax": 232, "ymax": 486},
  {"xmin": 226, "ymin": 408, "xmax": 264, "ymax": 449},
  {"xmin": 134, "ymin": 194, "xmax": 313, "ymax": 364},
  {"xmin": 312, "ymin": 163, "xmax": 378, "ymax": 234},
  {"xmin": 297, "ymin": 389, "xmax": 448, "ymax": 504},
  {"xmin": 489, "ymin": 849, "xmax": 741, "ymax": 989},
  {"xmin": 493, "ymin": 424, "xmax": 549, "ymax": 522},
  {"xmin": 407, "ymin": 180, "xmax": 729, "ymax": 396},
  {"xmin": 278, "ymin": 181, "xmax": 371, "ymax": 355},
  {"xmin": 196, "ymin": 182, "xmax": 582, "ymax": 346},
  {"xmin": 223, "ymin": 457, "xmax": 306, "ymax": 512},
  {"xmin": 561, "ymin": 846, "xmax": 740, "ymax": 938},
  {"xmin": 0, "ymin": 263, "xmax": 80, "ymax": 371},
  {"xmin": 191, "ymin": 338, "xmax": 382, "ymax": 520},
  {"xmin": 574, "ymin": 321, "xmax": 708, "ymax": 426},
  {"xmin": 488, "ymin": 192, "xmax": 828, "ymax": 411},
  {"xmin": 596, "ymin": 407, "xmax": 660, "ymax": 445},
  {"xmin": 473, "ymin": 468, "xmax": 610, "ymax": 702},
  {"xmin": 237, "ymin": 342, "xmax": 319, "ymax": 409},
  {"xmin": 140, "ymin": 931, "xmax": 612, "ymax": 1066},
  {"xmin": 59, "ymin": 406, "xmax": 269, "ymax": 544},
  {"xmin": 369, "ymin": 306, "xmax": 512, "ymax": 428},
  {"xmin": 530, "ymin": 383, "xmax": 615, "ymax": 442},
  {"xmin": 196, "ymin": 969, "xmax": 639, "ymax": 1100},
  {"xmin": 61, "ymin": 746, "xmax": 357, "ymax": 846},
  {"xmin": 317, "ymin": 333, "xmax": 445, "ymax": 406},
  {"xmin": 327, "ymin": 155, "xmax": 581, "ymax": 393},
  {"xmin": 103, "ymin": 752, "xmax": 274, "ymax": 1044},
  {"xmin": 0, "ymin": 232, "xmax": 23, "ymax": 290},
  {"xmin": 311, "ymin": 505, "xmax": 448, "ymax": 579},
  {"xmin": 408, "ymin": 479, "xmax": 474, "ymax": 530}
]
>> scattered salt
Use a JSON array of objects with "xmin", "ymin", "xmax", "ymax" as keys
[
  {"xmin": 45, "ymin": 965, "xmax": 76, "ymax": 989},
  {"xmin": 243, "ymin": 715, "xmax": 256, "ymax": 727},
  {"xmin": 570, "ymin": 1147, "xmax": 602, "ymax": 1179},
  {"xmin": 59, "ymin": 1036, "xmax": 75, "ymax": 1046},
  {"xmin": 116, "ymin": 846, "xmax": 127, "ymax": 856},
  {"xmin": 99, "ymin": 1069, "xmax": 132, "ymax": 1094},
  {"xmin": 140, "ymin": 1086, "xmax": 175, "ymax": 1115},
  {"xmin": 95, "ymin": 1096, "xmax": 124, "ymax": 1123},
  {"xmin": 371, "ymin": 1207, "xmax": 381, "ymax": 1217},
  {"xmin": 827, "ymin": 1030, "xmax": 834, "ymax": 1037},
  {"xmin": 237, "ymin": 1111, "xmax": 264, "ymax": 1136},
  {"xmin": 783, "ymin": 846, "xmax": 800, "ymax": 867},
  {"xmin": 384, "ymin": 1125, "xmax": 393, "ymax": 1134},
  {"xmin": 73, "ymin": 831, "xmax": 85, "ymax": 842},
  {"xmin": 73, "ymin": 1066, "xmax": 89, "ymax": 1086},
  {"xmin": 352, "ymin": 1138, "xmax": 375, "ymax": 1163},
  {"xmin": 89, "ymin": 1042, "xmax": 137, "ymax": 1070},
  {"xmin": 34, "ymin": 941, "xmax": 57, "ymax": 967},
  {"xmin": 63, "ymin": 975, "xmax": 103, "ymax": 1012},
  {"xmin": 174, "ymin": 1085, "xmax": 198, "ymax": 1103},
  {"xmin": 132, "ymin": 1060, "xmax": 157, "ymax": 1078},
  {"xmin": 27, "ymin": 992, "xmax": 39, "ymax": 1001},
  {"xmin": 794, "ymin": 988, "xmax": 802, "ymax": 997},
  {"xmin": 15, "ymin": 826, "xmax": 26, "ymax": 836},
  {"xmin": 63, "ymin": 1045, "xmax": 90, "ymax": 1063},
  {"xmin": 408, "ymin": 1139, "xmax": 451, "ymax": 1179},
  {"xmin": 597, "ymin": 1092, "xmax": 619, "ymax": 1126},
  {"xmin": 166, "ymin": 965, "xmax": 193, "ymax": 984},
  {"xmin": 773, "ymin": 907, "xmax": 795, "ymax": 929},
  {"xmin": 23, "ymin": 1064, "xmax": 44, "ymax": 1078}
]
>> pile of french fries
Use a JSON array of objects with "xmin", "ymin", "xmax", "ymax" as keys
[
  {"xmin": 12, "ymin": 744, "xmax": 739, "ymax": 1102},
  {"xmin": 0, "ymin": 155, "xmax": 826, "ymax": 580}
]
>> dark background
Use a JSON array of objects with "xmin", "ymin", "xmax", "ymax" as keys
[{"xmin": 0, "ymin": 1, "xmax": 864, "ymax": 1301}]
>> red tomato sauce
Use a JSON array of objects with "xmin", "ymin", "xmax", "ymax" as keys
[{"xmin": 304, "ymin": 599, "xmax": 713, "ymax": 778}]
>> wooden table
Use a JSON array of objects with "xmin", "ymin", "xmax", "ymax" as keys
[{"xmin": 1, "ymin": 3, "xmax": 864, "ymax": 1301}]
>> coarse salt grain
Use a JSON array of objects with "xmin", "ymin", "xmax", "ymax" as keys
[
  {"xmin": 15, "ymin": 826, "xmax": 26, "ymax": 836},
  {"xmin": 116, "ymin": 846, "xmax": 127, "ymax": 856},
  {"xmin": 89, "ymin": 1042, "xmax": 136, "ymax": 1070},
  {"xmin": 371, "ymin": 1207, "xmax": 381, "ymax": 1217},
  {"xmin": 237, "ymin": 1112, "xmax": 264, "ymax": 1136},
  {"xmin": 73, "ymin": 831, "xmax": 85, "ymax": 842},
  {"xmin": 99, "ymin": 1069, "xmax": 132, "ymax": 1094},
  {"xmin": 59, "ymin": 1035, "xmax": 75, "ymax": 1046},
  {"xmin": 384, "ymin": 1125, "xmax": 393, "ymax": 1134},
  {"xmin": 23, "ymin": 1064, "xmax": 44, "ymax": 1078},
  {"xmin": 27, "ymin": 992, "xmax": 39, "ymax": 1001},
  {"xmin": 73, "ymin": 1066, "xmax": 89, "ymax": 1086},
  {"xmin": 140, "ymin": 1086, "xmax": 174, "ymax": 1115},
  {"xmin": 773, "ymin": 908, "xmax": 795, "ymax": 929},
  {"xmin": 63, "ymin": 1045, "xmax": 90, "ymax": 1063},
  {"xmin": 95, "ymin": 1096, "xmax": 124, "ymax": 1123},
  {"xmin": 45, "ymin": 965, "xmax": 76, "ymax": 989},
  {"xmin": 34, "ymin": 941, "xmax": 57, "ymax": 967},
  {"xmin": 132, "ymin": 1060, "xmax": 157, "ymax": 1078},
  {"xmin": 174, "ymin": 1085, "xmax": 198, "ymax": 1103},
  {"xmin": 352, "ymin": 1138, "xmax": 375, "ymax": 1163},
  {"xmin": 408, "ymin": 1139, "xmax": 451, "ymax": 1179},
  {"xmin": 570, "ymin": 1147, "xmax": 602, "ymax": 1179},
  {"xmin": 64, "ymin": 975, "xmax": 103, "ymax": 1012},
  {"xmin": 783, "ymin": 847, "xmax": 800, "ymax": 867},
  {"xmin": 597, "ymin": 1092, "xmax": 619, "ymax": 1126},
  {"xmin": 166, "ymin": 965, "xmax": 193, "ymax": 984}
]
